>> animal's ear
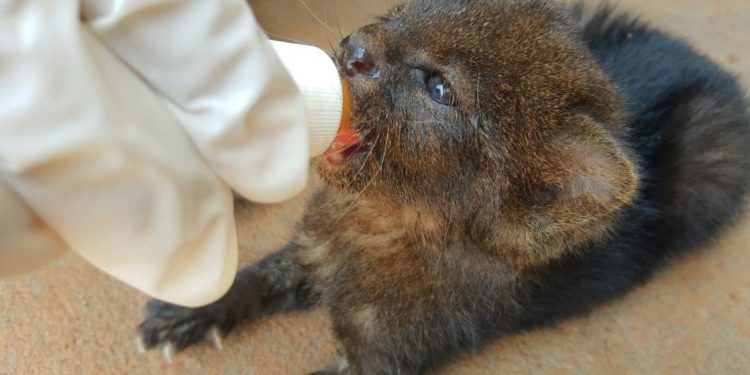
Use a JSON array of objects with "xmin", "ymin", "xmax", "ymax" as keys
[
  {"xmin": 551, "ymin": 118, "xmax": 638, "ymax": 211},
  {"xmin": 490, "ymin": 115, "xmax": 640, "ymax": 267}
]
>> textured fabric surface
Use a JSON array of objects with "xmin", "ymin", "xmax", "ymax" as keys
[{"xmin": 2, "ymin": 0, "xmax": 749, "ymax": 374}]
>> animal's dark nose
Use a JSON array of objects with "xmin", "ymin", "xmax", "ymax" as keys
[{"xmin": 340, "ymin": 34, "xmax": 379, "ymax": 77}]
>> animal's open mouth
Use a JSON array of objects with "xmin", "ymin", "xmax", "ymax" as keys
[{"xmin": 324, "ymin": 128, "xmax": 365, "ymax": 166}]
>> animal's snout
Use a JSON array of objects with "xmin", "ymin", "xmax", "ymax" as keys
[{"xmin": 340, "ymin": 34, "xmax": 380, "ymax": 78}]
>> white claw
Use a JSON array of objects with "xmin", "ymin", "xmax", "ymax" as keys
[
  {"xmin": 208, "ymin": 326, "xmax": 223, "ymax": 351},
  {"xmin": 134, "ymin": 335, "xmax": 146, "ymax": 354},
  {"xmin": 162, "ymin": 343, "xmax": 175, "ymax": 363}
]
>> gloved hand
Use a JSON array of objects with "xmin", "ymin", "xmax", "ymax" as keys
[{"xmin": 0, "ymin": 0, "xmax": 343, "ymax": 307}]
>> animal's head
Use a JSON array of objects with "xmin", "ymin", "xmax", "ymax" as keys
[{"xmin": 313, "ymin": 0, "xmax": 639, "ymax": 265}]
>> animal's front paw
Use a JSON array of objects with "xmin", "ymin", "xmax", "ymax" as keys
[{"xmin": 136, "ymin": 299, "xmax": 232, "ymax": 361}]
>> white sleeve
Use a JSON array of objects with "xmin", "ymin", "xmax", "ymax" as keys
[
  {"xmin": 82, "ymin": 0, "xmax": 343, "ymax": 204},
  {"xmin": 0, "ymin": 0, "xmax": 341, "ymax": 306},
  {"xmin": 1, "ymin": 0, "xmax": 237, "ymax": 307}
]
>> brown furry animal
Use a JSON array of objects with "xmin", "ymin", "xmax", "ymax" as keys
[{"xmin": 136, "ymin": 1, "xmax": 750, "ymax": 374}]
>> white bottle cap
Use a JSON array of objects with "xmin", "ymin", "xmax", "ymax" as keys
[{"xmin": 271, "ymin": 41, "xmax": 344, "ymax": 157}]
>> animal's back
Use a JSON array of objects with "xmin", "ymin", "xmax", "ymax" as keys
[
  {"xmin": 520, "ymin": 5, "xmax": 750, "ymax": 327},
  {"xmin": 582, "ymin": 5, "xmax": 750, "ymax": 250}
]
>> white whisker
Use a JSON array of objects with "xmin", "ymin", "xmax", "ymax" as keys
[
  {"xmin": 265, "ymin": 31, "xmax": 309, "ymax": 45},
  {"xmin": 299, "ymin": 0, "xmax": 338, "ymax": 35},
  {"xmin": 332, "ymin": 130, "xmax": 390, "ymax": 225},
  {"xmin": 308, "ymin": 129, "xmax": 380, "ymax": 215}
]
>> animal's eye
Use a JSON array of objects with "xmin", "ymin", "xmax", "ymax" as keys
[{"xmin": 425, "ymin": 72, "xmax": 456, "ymax": 106}]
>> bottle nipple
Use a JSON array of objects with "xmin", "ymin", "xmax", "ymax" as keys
[{"xmin": 339, "ymin": 79, "xmax": 352, "ymax": 132}]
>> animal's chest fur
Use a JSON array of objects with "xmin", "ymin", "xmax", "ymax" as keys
[
  {"xmin": 295, "ymin": 189, "xmax": 439, "ymax": 296},
  {"xmin": 294, "ymin": 188, "xmax": 520, "ymax": 320}
]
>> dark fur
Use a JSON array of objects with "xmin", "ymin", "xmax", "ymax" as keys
[{"xmin": 137, "ymin": 1, "xmax": 750, "ymax": 374}]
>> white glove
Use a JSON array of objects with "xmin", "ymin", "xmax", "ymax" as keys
[{"xmin": 0, "ymin": 0, "xmax": 343, "ymax": 307}]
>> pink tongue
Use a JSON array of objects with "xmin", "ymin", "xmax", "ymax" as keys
[
  {"xmin": 324, "ymin": 127, "xmax": 361, "ymax": 155},
  {"xmin": 324, "ymin": 128, "xmax": 361, "ymax": 166}
]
